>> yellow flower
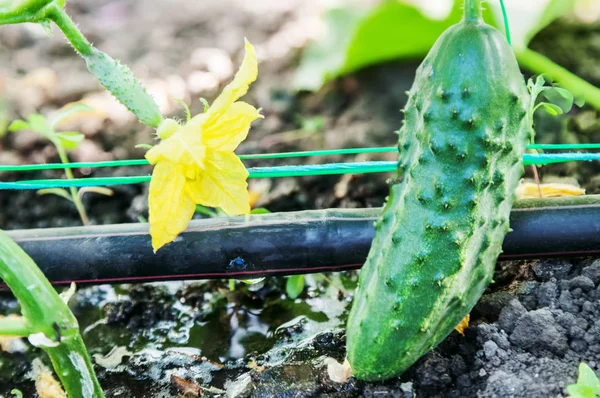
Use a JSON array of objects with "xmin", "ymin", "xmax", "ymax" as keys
[{"xmin": 145, "ymin": 39, "xmax": 262, "ymax": 252}]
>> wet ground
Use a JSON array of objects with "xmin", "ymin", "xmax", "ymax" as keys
[
  {"xmin": 3, "ymin": 257, "xmax": 600, "ymax": 397},
  {"xmin": 1, "ymin": 0, "xmax": 600, "ymax": 397}
]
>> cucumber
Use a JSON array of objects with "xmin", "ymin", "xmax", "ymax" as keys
[{"xmin": 346, "ymin": 0, "xmax": 532, "ymax": 381}]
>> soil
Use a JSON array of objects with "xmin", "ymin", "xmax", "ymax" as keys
[{"xmin": 1, "ymin": 1, "xmax": 600, "ymax": 397}]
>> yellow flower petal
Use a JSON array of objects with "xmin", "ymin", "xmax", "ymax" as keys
[
  {"xmin": 202, "ymin": 101, "xmax": 262, "ymax": 151},
  {"xmin": 187, "ymin": 151, "xmax": 250, "ymax": 215},
  {"xmin": 148, "ymin": 162, "xmax": 197, "ymax": 252},
  {"xmin": 146, "ymin": 39, "xmax": 259, "ymax": 250},
  {"xmin": 516, "ymin": 182, "xmax": 585, "ymax": 199},
  {"xmin": 146, "ymin": 128, "xmax": 206, "ymax": 168},
  {"xmin": 455, "ymin": 314, "xmax": 470, "ymax": 336},
  {"xmin": 203, "ymin": 39, "xmax": 258, "ymax": 124}
]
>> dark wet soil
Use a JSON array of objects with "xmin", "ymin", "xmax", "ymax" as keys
[{"xmin": 1, "ymin": 1, "xmax": 600, "ymax": 397}]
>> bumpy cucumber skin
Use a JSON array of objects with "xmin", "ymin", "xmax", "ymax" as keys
[{"xmin": 346, "ymin": 20, "xmax": 532, "ymax": 381}]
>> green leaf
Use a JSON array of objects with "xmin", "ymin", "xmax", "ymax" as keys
[
  {"xmin": 37, "ymin": 188, "xmax": 73, "ymax": 202},
  {"xmin": 26, "ymin": 114, "xmax": 53, "ymax": 138},
  {"xmin": 295, "ymin": 0, "xmax": 577, "ymax": 91},
  {"xmin": 8, "ymin": 120, "xmax": 31, "ymax": 132},
  {"xmin": 55, "ymin": 131, "xmax": 85, "ymax": 150},
  {"xmin": 567, "ymin": 384, "xmax": 595, "ymax": 398},
  {"xmin": 578, "ymin": 363, "xmax": 600, "ymax": 393},
  {"xmin": 539, "ymin": 102, "xmax": 563, "ymax": 115},
  {"xmin": 341, "ymin": 1, "xmax": 462, "ymax": 76},
  {"xmin": 49, "ymin": 103, "xmax": 93, "ymax": 128},
  {"xmin": 293, "ymin": 6, "xmax": 367, "ymax": 91},
  {"xmin": 135, "ymin": 143, "xmax": 153, "ymax": 150},
  {"xmin": 10, "ymin": 389, "xmax": 23, "ymax": 398},
  {"xmin": 286, "ymin": 275, "xmax": 305, "ymax": 299},
  {"xmin": 575, "ymin": 95, "xmax": 586, "ymax": 108},
  {"xmin": 294, "ymin": 1, "xmax": 464, "ymax": 91},
  {"xmin": 195, "ymin": 205, "xmax": 217, "ymax": 217},
  {"xmin": 540, "ymin": 86, "xmax": 574, "ymax": 113},
  {"xmin": 567, "ymin": 363, "xmax": 600, "ymax": 398},
  {"xmin": 250, "ymin": 207, "xmax": 271, "ymax": 215},
  {"xmin": 534, "ymin": 75, "xmax": 547, "ymax": 95}
]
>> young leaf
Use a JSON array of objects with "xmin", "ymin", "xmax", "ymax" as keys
[
  {"xmin": 286, "ymin": 275, "xmax": 305, "ymax": 299},
  {"xmin": 540, "ymin": 86, "xmax": 574, "ymax": 113},
  {"xmin": 578, "ymin": 363, "xmax": 600, "ymax": 393},
  {"xmin": 575, "ymin": 95, "xmax": 586, "ymax": 108},
  {"xmin": 567, "ymin": 363, "xmax": 600, "ymax": 398},
  {"xmin": 250, "ymin": 207, "xmax": 271, "ymax": 215},
  {"xmin": 78, "ymin": 187, "xmax": 114, "ymax": 198},
  {"xmin": 135, "ymin": 143, "xmax": 153, "ymax": 150},
  {"xmin": 49, "ymin": 103, "xmax": 93, "ymax": 128},
  {"xmin": 37, "ymin": 188, "xmax": 73, "ymax": 202},
  {"xmin": 8, "ymin": 120, "xmax": 31, "ymax": 132},
  {"xmin": 55, "ymin": 131, "xmax": 85, "ymax": 150},
  {"xmin": 26, "ymin": 114, "xmax": 53, "ymax": 138},
  {"xmin": 10, "ymin": 389, "xmax": 23, "ymax": 398},
  {"xmin": 539, "ymin": 102, "xmax": 563, "ymax": 116}
]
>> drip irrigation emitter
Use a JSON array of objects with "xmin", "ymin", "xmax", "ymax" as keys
[{"xmin": 2, "ymin": 145, "xmax": 600, "ymax": 285}]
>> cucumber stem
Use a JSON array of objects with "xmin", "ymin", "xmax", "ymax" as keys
[
  {"xmin": 0, "ymin": 230, "xmax": 104, "ymax": 397},
  {"xmin": 0, "ymin": 316, "xmax": 30, "ymax": 337},
  {"xmin": 45, "ymin": 4, "xmax": 93, "ymax": 56},
  {"xmin": 463, "ymin": 0, "xmax": 482, "ymax": 22}
]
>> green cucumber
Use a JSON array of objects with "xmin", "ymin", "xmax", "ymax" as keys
[{"xmin": 346, "ymin": 0, "xmax": 532, "ymax": 381}]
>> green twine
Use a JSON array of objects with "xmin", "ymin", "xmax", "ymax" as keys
[
  {"xmin": 1, "ymin": 144, "xmax": 599, "ymax": 172},
  {"xmin": 499, "ymin": 0, "xmax": 512, "ymax": 45},
  {"xmin": 2, "ymin": 152, "xmax": 600, "ymax": 190}
]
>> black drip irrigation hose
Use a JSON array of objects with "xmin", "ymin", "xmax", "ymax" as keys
[{"xmin": 5, "ymin": 196, "xmax": 600, "ymax": 285}]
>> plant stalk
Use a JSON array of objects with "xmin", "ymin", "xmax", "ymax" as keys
[
  {"xmin": 463, "ymin": 0, "xmax": 482, "ymax": 22},
  {"xmin": 45, "ymin": 4, "xmax": 93, "ymax": 56},
  {"xmin": 55, "ymin": 142, "xmax": 89, "ymax": 225},
  {"xmin": 0, "ymin": 230, "xmax": 103, "ymax": 397},
  {"xmin": 0, "ymin": 316, "xmax": 30, "ymax": 337}
]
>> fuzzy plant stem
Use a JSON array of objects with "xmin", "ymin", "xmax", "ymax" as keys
[
  {"xmin": 45, "ymin": 4, "xmax": 92, "ymax": 56},
  {"xmin": 0, "ymin": 230, "xmax": 104, "ymax": 397},
  {"xmin": 463, "ymin": 0, "xmax": 482, "ymax": 22},
  {"xmin": 43, "ymin": 4, "xmax": 163, "ymax": 127}
]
